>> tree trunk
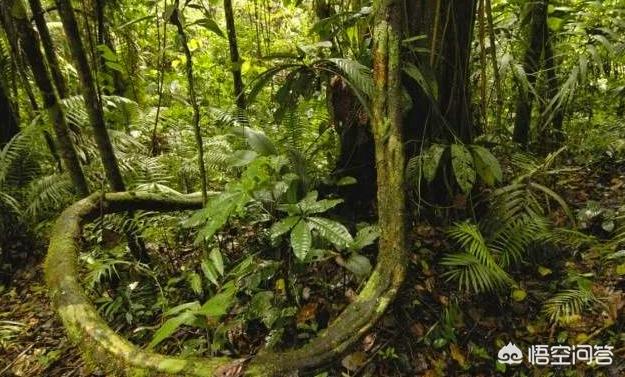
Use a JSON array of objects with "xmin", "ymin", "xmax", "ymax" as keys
[
  {"xmin": 328, "ymin": 77, "xmax": 376, "ymax": 219},
  {"xmin": 54, "ymin": 0, "xmax": 126, "ymax": 192},
  {"xmin": 0, "ymin": 8, "xmax": 40, "ymax": 112},
  {"xmin": 314, "ymin": 0, "xmax": 376, "ymax": 219},
  {"xmin": 372, "ymin": 0, "xmax": 407, "ymax": 270},
  {"xmin": 404, "ymin": 0, "xmax": 478, "ymax": 147},
  {"xmin": 224, "ymin": 0, "xmax": 246, "ymax": 109},
  {"xmin": 512, "ymin": 0, "xmax": 548, "ymax": 148},
  {"xmin": 171, "ymin": 1, "xmax": 208, "ymax": 204},
  {"xmin": 28, "ymin": 0, "xmax": 68, "ymax": 98},
  {"xmin": 0, "ymin": 78, "xmax": 20, "ymax": 146},
  {"xmin": 543, "ymin": 36, "xmax": 564, "ymax": 144},
  {"xmin": 6, "ymin": 0, "xmax": 89, "ymax": 197},
  {"xmin": 55, "ymin": 0, "xmax": 150, "ymax": 262},
  {"xmin": 94, "ymin": 0, "xmax": 125, "ymax": 96}
]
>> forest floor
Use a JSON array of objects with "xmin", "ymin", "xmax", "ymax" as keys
[
  {"xmin": 1, "ymin": 162, "xmax": 624, "ymax": 376},
  {"xmin": 0, "ymin": 264, "xmax": 84, "ymax": 376}
]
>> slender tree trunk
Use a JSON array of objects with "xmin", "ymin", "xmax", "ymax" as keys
[
  {"xmin": 94, "ymin": 0, "xmax": 125, "ymax": 96},
  {"xmin": 55, "ymin": 0, "xmax": 149, "ymax": 262},
  {"xmin": 171, "ymin": 1, "xmax": 208, "ymax": 204},
  {"xmin": 224, "ymin": 0, "xmax": 246, "ymax": 109},
  {"xmin": 54, "ymin": 0, "xmax": 125, "ymax": 192},
  {"xmin": 543, "ymin": 37, "xmax": 564, "ymax": 142},
  {"xmin": 6, "ymin": 0, "xmax": 89, "ymax": 196},
  {"xmin": 512, "ymin": 0, "xmax": 548, "ymax": 148},
  {"xmin": 371, "ymin": 0, "xmax": 406, "ymax": 296},
  {"xmin": 28, "ymin": 0, "xmax": 68, "ymax": 98},
  {"xmin": 485, "ymin": 0, "xmax": 503, "ymax": 131},
  {"xmin": 0, "ymin": 10, "xmax": 39, "ymax": 112},
  {"xmin": 0, "ymin": 79, "xmax": 20, "ymax": 146}
]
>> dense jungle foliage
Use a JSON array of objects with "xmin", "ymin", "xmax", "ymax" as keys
[{"xmin": 1, "ymin": 0, "xmax": 625, "ymax": 376}]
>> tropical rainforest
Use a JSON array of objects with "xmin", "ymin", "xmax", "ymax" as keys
[{"xmin": 1, "ymin": 0, "xmax": 625, "ymax": 375}]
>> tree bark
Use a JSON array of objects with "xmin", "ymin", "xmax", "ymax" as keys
[
  {"xmin": 45, "ymin": 5, "xmax": 409, "ymax": 369},
  {"xmin": 0, "ymin": 78, "xmax": 20, "ymax": 146},
  {"xmin": 512, "ymin": 0, "xmax": 548, "ymax": 148},
  {"xmin": 543, "ymin": 36, "xmax": 564, "ymax": 143},
  {"xmin": 371, "ymin": 0, "xmax": 406, "ymax": 283},
  {"xmin": 55, "ymin": 0, "xmax": 150, "ymax": 262},
  {"xmin": 224, "ymin": 0, "xmax": 246, "ymax": 109},
  {"xmin": 171, "ymin": 1, "xmax": 208, "ymax": 204},
  {"xmin": 6, "ymin": 0, "xmax": 89, "ymax": 196},
  {"xmin": 404, "ymin": 0, "xmax": 477, "ymax": 146},
  {"xmin": 28, "ymin": 0, "xmax": 68, "ymax": 98},
  {"xmin": 94, "ymin": 0, "xmax": 125, "ymax": 96},
  {"xmin": 0, "ymin": 8, "xmax": 40, "ymax": 112},
  {"xmin": 54, "ymin": 0, "xmax": 126, "ymax": 192}
]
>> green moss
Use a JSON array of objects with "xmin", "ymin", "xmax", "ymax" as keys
[{"xmin": 45, "ymin": 190, "xmax": 407, "ymax": 376}]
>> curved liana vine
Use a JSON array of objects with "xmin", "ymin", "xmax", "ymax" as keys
[
  {"xmin": 45, "ymin": 0, "xmax": 407, "ymax": 374},
  {"xmin": 45, "ymin": 190, "xmax": 406, "ymax": 376}
]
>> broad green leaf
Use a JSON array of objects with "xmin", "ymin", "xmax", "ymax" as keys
[
  {"xmin": 96, "ymin": 44, "xmax": 118, "ymax": 62},
  {"xmin": 403, "ymin": 62, "xmax": 438, "ymax": 100},
  {"xmin": 187, "ymin": 272, "xmax": 203, "ymax": 295},
  {"xmin": 201, "ymin": 259, "xmax": 220, "ymax": 286},
  {"xmin": 198, "ymin": 283, "xmax": 236, "ymax": 317},
  {"xmin": 470, "ymin": 145, "xmax": 502, "ymax": 186},
  {"xmin": 451, "ymin": 144, "xmax": 476, "ymax": 194},
  {"xmin": 247, "ymin": 291, "xmax": 276, "ymax": 326},
  {"xmin": 270, "ymin": 216, "xmax": 300, "ymax": 240},
  {"xmin": 163, "ymin": 301, "xmax": 200, "ymax": 317},
  {"xmin": 307, "ymin": 217, "xmax": 353, "ymax": 248},
  {"xmin": 185, "ymin": 191, "xmax": 249, "ymax": 243},
  {"xmin": 306, "ymin": 198, "xmax": 343, "ymax": 214},
  {"xmin": 422, "ymin": 144, "xmax": 446, "ymax": 183},
  {"xmin": 193, "ymin": 18, "xmax": 225, "ymax": 38},
  {"xmin": 242, "ymin": 127, "xmax": 277, "ymax": 156},
  {"xmin": 148, "ymin": 310, "xmax": 195, "ymax": 349},
  {"xmin": 290, "ymin": 220, "xmax": 312, "ymax": 261},
  {"xmin": 209, "ymin": 248, "xmax": 224, "ymax": 275},
  {"xmin": 227, "ymin": 150, "xmax": 258, "ymax": 167},
  {"xmin": 350, "ymin": 225, "xmax": 380, "ymax": 251},
  {"xmin": 342, "ymin": 253, "xmax": 372, "ymax": 278},
  {"xmin": 105, "ymin": 61, "xmax": 124, "ymax": 72}
]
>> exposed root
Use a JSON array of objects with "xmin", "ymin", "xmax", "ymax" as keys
[{"xmin": 45, "ymin": 191, "xmax": 406, "ymax": 376}]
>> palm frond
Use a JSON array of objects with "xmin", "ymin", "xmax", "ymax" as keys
[
  {"xmin": 24, "ymin": 173, "xmax": 74, "ymax": 219},
  {"xmin": 542, "ymin": 289, "xmax": 597, "ymax": 323}
]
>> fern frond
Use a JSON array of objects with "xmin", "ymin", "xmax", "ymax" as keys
[
  {"xmin": 542, "ymin": 289, "xmax": 597, "ymax": 323},
  {"xmin": 447, "ymin": 222, "xmax": 498, "ymax": 268},
  {"xmin": 441, "ymin": 253, "xmax": 512, "ymax": 293},
  {"xmin": 24, "ymin": 173, "xmax": 74, "ymax": 219}
]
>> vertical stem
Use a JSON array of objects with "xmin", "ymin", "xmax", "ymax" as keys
[
  {"xmin": 372, "ymin": 0, "xmax": 406, "ymax": 283},
  {"xmin": 54, "ymin": 0, "xmax": 126, "ymax": 192},
  {"xmin": 28, "ymin": 0, "xmax": 68, "ymax": 98},
  {"xmin": 485, "ymin": 0, "xmax": 503, "ymax": 130},
  {"xmin": 0, "ymin": 78, "xmax": 20, "ymax": 146},
  {"xmin": 429, "ymin": 0, "xmax": 441, "ymax": 67},
  {"xmin": 7, "ymin": 0, "xmax": 89, "ymax": 197},
  {"xmin": 478, "ymin": 0, "xmax": 488, "ymax": 128},
  {"xmin": 151, "ymin": 0, "xmax": 168, "ymax": 155},
  {"xmin": 224, "ymin": 0, "xmax": 246, "ymax": 109},
  {"xmin": 171, "ymin": 2, "xmax": 208, "ymax": 204},
  {"xmin": 512, "ymin": 0, "xmax": 548, "ymax": 148}
]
